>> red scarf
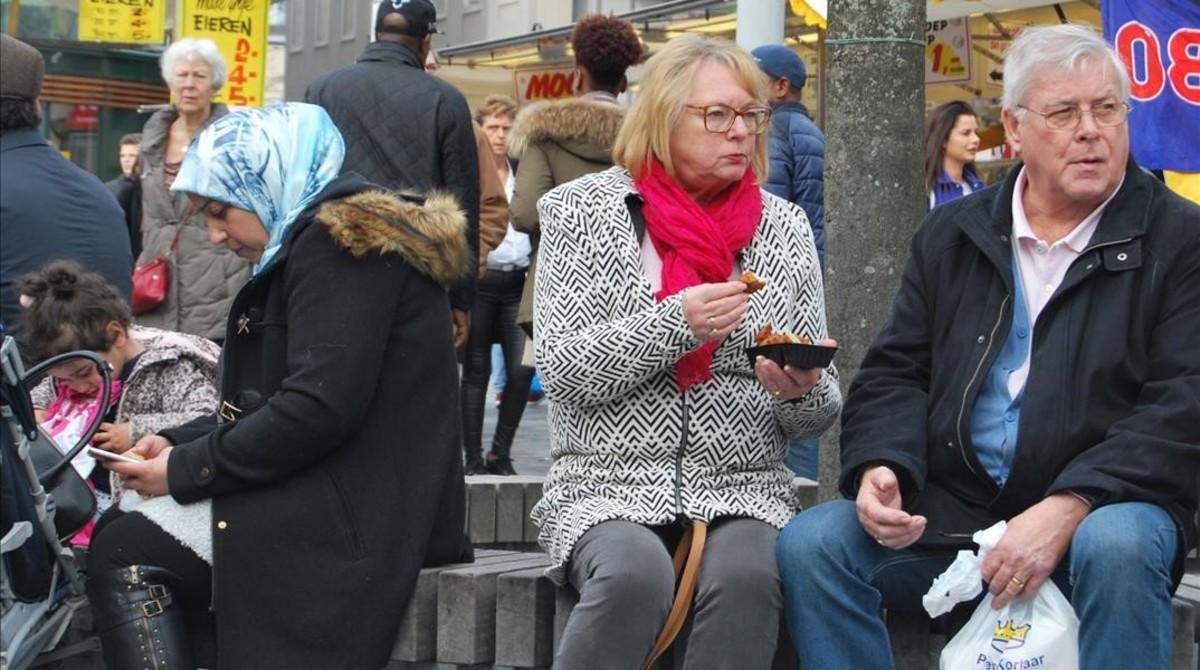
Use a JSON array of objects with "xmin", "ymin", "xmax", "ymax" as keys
[{"xmin": 635, "ymin": 157, "xmax": 763, "ymax": 390}]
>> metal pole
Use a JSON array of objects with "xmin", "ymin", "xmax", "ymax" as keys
[
  {"xmin": 819, "ymin": 0, "xmax": 925, "ymax": 502},
  {"xmin": 735, "ymin": 0, "xmax": 786, "ymax": 51}
]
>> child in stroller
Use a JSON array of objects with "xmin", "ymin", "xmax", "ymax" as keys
[
  {"xmin": 6, "ymin": 262, "xmax": 220, "ymax": 669},
  {"xmin": 1, "ymin": 327, "xmax": 106, "ymax": 670}
]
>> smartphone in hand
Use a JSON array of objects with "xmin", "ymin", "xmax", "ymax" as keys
[{"xmin": 86, "ymin": 446, "xmax": 143, "ymax": 464}]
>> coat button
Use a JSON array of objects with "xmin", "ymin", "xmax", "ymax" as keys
[
  {"xmin": 217, "ymin": 521, "xmax": 228, "ymax": 530},
  {"xmin": 199, "ymin": 467, "xmax": 211, "ymax": 478},
  {"xmin": 977, "ymin": 335, "xmax": 986, "ymax": 344}
]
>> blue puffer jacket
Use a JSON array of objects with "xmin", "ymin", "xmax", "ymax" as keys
[{"xmin": 763, "ymin": 101, "xmax": 825, "ymax": 266}]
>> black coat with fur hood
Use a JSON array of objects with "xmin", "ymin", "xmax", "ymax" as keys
[{"xmin": 161, "ymin": 174, "xmax": 471, "ymax": 669}]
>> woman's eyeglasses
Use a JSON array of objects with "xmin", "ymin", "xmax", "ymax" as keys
[{"xmin": 684, "ymin": 104, "xmax": 773, "ymax": 134}]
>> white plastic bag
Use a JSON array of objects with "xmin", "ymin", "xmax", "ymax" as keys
[{"xmin": 923, "ymin": 521, "xmax": 1079, "ymax": 670}]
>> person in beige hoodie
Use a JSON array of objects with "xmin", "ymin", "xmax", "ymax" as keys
[{"xmin": 509, "ymin": 13, "xmax": 644, "ymax": 336}]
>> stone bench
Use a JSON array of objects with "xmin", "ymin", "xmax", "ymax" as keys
[
  {"xmin": 461, "ymin": 474, "xmax": 819, "ymax": 547},
  {"xmin": 404, "ymin": 477, "xmax": 1193, "ymax": 668},
  {"xmin": 392, "ymin": 550, "xmax": 1197, "ymax": 669}
]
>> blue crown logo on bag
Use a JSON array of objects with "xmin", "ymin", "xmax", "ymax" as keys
[{"xmin": 990, "ymin": 619, "xmax": 1031, "ymax": 652}]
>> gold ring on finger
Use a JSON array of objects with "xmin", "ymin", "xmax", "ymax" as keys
[
  {"xmin": 709, "ymin": 327, "xmax": 718, "ymax": 336},
  {"xmin": 875, "ymin": 536, "xmax": 886, "ymax": 546},
  {"xmin": 1009, "ymin": 576, "xmax": 1025, "ymax": 589}
]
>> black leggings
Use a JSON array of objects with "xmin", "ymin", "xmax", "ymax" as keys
[
  {"xmin": 461, "ymin": 268, "xmax": 534, "ymax": 458},
  {"xmin": 89, "ymin": 506, "xmax": 216, "ymax": 662}
]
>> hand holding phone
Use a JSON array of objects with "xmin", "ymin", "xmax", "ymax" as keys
[{"xmin": 86, "ymin": 446, "xmax": 143, "ymax": 464}]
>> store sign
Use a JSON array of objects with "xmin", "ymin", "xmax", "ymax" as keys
[
  {"xmin": 180, "ymin": 0, "xmax": 269, "ymax": 107},
  {"xmin": 925, "ymin": 18, "xmax": 972, "ymax": 84},
  {"xmin": 516, "ymin": 67, "xmax": 579, "ymax": 104},
  {"xmin": 78, "ymin": 0, "xmax": 165, "ymax": 44},
  {"xmin": 1103, "ymin": 0, "xmax": 1200, "ymax": 171}
]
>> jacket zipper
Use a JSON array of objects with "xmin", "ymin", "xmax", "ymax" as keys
[
  {"xmin": 956, "ymin": 294, "xmax": 1010, "ymax": 478},
  {"xmin": 674, "ymin": 389, "xmax": 688, "ymax": 519},
  {"xmin": 1082, "ymin": 236, "xmax": 1133, "ymax": 255}
]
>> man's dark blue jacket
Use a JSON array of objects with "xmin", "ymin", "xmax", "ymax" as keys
[
  {"xmin": 763, "ymin": 101, "xmax": 825, "ymax": 265},
  {"xmin": 839, "ymin": 158, "xmax": 1199, "ymax": 582},
  {"xmin": 1, "ymin": 128, "xmax": 132, "ymax": 329}
]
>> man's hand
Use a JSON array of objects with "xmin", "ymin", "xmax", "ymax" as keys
[
  {"xmin": 452, "ymin": 309, "xmax": 470, "ymax": 349},
  {"xmin": 681, "ymin": 281, "xmax": 749, "ymax": 343},
  {"xmin": 856, "ymin": 465, "xmax": 927, "ymax": 550},
  {"xmin": 982, "ymin": 493, "xmax": 1089, "ymax": 609},
  {"xmin": 92, "ymin": 422, "xmax": 132, "ymax": 454}
]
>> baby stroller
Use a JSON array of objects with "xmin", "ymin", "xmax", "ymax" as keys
[{"xmin": 1, "ymin": 330, "xmax": 109, "ymax": 670}]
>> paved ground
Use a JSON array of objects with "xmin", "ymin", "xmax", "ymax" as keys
[{"xmin": 480, "ymin": 384, "xmax": 552, "ymax": 477}]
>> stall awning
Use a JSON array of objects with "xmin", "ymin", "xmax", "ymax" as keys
[
  {"xmin": 439, "ymin": 0, "xmax": 730, "ymax": 65},
  {"xmin": 790, "ymin": 0, "xmax": 1071, "ymax": 25},
  {"xmin": 790, "ymin": 0, "xmax": 828, "ymax": 30}
]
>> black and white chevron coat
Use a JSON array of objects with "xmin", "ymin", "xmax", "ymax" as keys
[{"xmin": 531, "ymin": 166, "xmax": 842, "ymax": 583}]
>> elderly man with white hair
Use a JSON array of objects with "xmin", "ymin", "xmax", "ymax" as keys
[{"xmin": 777, "ymin": 23, "xmax": 1199, "ymax": 668}]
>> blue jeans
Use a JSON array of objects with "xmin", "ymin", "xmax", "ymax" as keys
[
  {"xmin": 490, "ymin": 344, "xmax": 507, "ymax": 390},
  {"xmin": 784, "ymin": 439, "xmax": 819, "ymax": 479},
  {"xmin": 777, "ymin": 499, "xmax": 1178, "ymax": 669}
]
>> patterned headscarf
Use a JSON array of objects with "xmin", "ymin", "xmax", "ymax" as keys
[{"xmin": 171, "ymin": 102, "xmax": 345, "ymax": 273}]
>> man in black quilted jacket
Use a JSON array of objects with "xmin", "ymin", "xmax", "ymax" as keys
[{"xmin": 306, "ymin": 0, "xmax": 479, "ymax": 346}]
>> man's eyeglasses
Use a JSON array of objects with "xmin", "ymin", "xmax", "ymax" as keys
[
  {"xmin": 684, "ymin": 104, "xmax": 773, "ymax": 134},
  {"xmin": 1016, "ymin": 101, "xmax": 1130, "ymax": 131}
]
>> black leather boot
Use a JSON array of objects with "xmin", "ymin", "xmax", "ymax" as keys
[
  {"xmin": 88, "ymin": 565, "xmax": 196, "ymax": 670},
  {"xmin": 486, "ymin": 424, "xmax": 519, "ymax": 475},
  {"xmin": 463, "ymin": 453, "xmax": 488, "ymax": 476},
  {"xmin": 485, "ymin": 454, "xmax": 517, "ymax": 475}
]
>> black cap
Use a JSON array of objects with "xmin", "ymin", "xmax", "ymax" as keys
[{"xmin": 376, "ymin": 0, "xmax": 440, "ymax": 37}]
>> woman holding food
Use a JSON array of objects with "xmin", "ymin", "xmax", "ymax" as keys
[{"xmin": 531, "ymin": 34, "xmax": 841, "ymax": 669}]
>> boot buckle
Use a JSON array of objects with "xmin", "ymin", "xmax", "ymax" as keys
[
  {"xmin": 148, "ymin": 584, "xmax": 168, "ymax": 599},
  {"xmin": 142, "ymin": 599, "xmax": 164, "ymax": 617}
]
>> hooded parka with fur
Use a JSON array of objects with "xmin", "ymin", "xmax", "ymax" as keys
[
  {"xmin": 160, "ymin": 175, "xmax": 472, "ymax": 669},
  {"xmin": 509, "ymin": 97, "xmax": 626, "ymax": 332}
]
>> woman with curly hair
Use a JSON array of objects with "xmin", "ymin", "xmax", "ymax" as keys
[{"xmin": 509, "ymin": 12, "xmax": 644, "ymax": 337}]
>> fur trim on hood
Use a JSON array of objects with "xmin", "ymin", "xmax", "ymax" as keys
[
  {"xmin": 316, "ymin": 190, "xmax": 467, "ymax": 286},
  {"xmin": 509, "ymin": 98, "xmax": 626, "ymax": 159}
]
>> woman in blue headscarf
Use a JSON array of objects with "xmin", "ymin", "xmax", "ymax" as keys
[{"xmin": 88, "ymin": 103, "xmax": 473, "ymax": 670}]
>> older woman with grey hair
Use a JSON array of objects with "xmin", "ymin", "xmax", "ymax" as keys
[{"xmin": 136, "ymin": 38, "xmax": 248, "ymax": 343}]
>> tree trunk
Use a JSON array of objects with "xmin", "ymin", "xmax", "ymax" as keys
[{"xmin": 820, "ymin": 0, "xmax": 927, "ymax": 502}]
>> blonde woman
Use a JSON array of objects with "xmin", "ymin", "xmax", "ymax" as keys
[{"xmin": 532, "ymin": 34, "xmax": 841, "ymax": 669}]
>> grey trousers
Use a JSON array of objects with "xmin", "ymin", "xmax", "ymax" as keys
[{"xmin": 555, "ymin": 518, "xmax": 782, "ymax": 670}]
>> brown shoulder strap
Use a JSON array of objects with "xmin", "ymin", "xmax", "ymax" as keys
[{"xmin": 641, "ymin": 520, "xmax": 708, "ymax": 670}]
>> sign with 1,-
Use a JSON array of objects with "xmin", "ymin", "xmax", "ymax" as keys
[
  {"xmin": 78, "ymin": 0, "xmax": 165, "ymax": 44},
  {"xmin": 925, "ymin": 18, "xmax": 973, "ymax": 85},
  {"xmin": 180, "ymin": 0, "xmax": 269, "ymax": 107}
]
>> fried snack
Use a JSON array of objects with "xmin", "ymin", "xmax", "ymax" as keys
[
  {"xmin": 754, "ymin": 325, "xmax": 812, "ymax": 346},
  {"xmin": 739, "ymin": 271, "xmax": 767, "ymax": 294}
]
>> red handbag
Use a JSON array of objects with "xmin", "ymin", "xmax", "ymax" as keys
[{"xmin": 131, "ymin": 225, "xmax": 182, "ymax": 316}]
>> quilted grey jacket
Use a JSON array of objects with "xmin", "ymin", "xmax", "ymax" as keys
[
  {"xmin": 137, "ymin": 105, "xmax": 251, "ymax": 340},
  {"xmin": 305, "ymin": 41, "xmax": 480, "ymax": 310},
  {"xmin": 531, "ymin": 167, "xmax": 842, "ymax": 583}
]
